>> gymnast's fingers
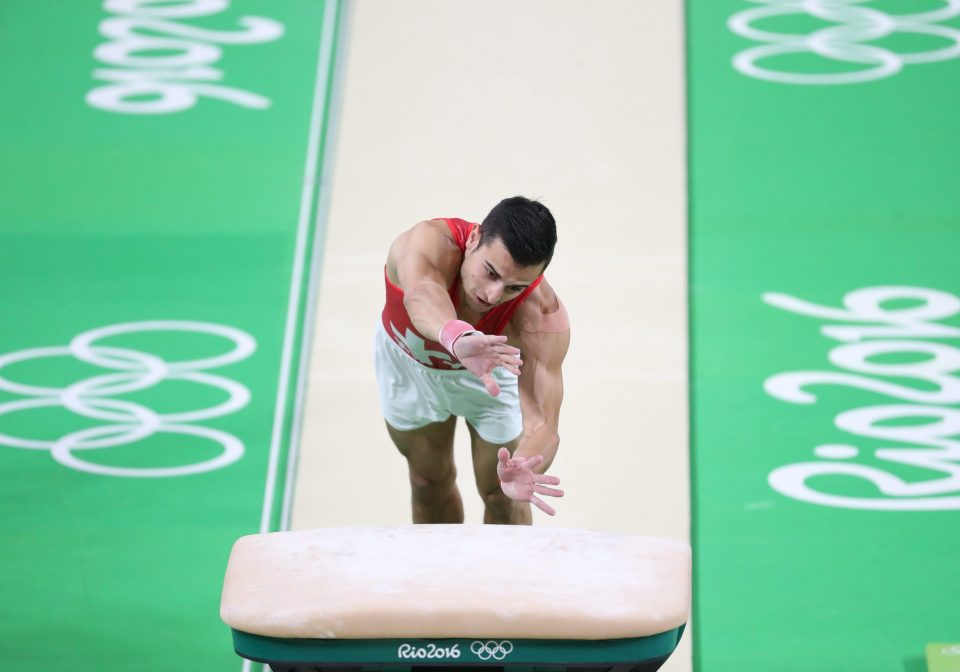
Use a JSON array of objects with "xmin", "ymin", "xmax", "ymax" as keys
[
  {"xmin": 483, "ymin": 334, "xmax": 509, "ymax": 346},
  {"xmin": 530, "ymin": 494, "xmax": 556, "ymax": 516},
  {"xmin": 499, "ymin": 359, "xmax": 521, "ymax": 376},
  {"xmin": 523, "ymin": 454, "xmax": 544, "ymax": 470},
  {"xmin": 499, "ymin": 352, "xmax": 522, "ymax": 366},
  {"xmin": 535, "ymin": 484, "xmax": 564, "ymax": 498},
  {"xmin": 534, "ymin": 473, "xmax": 560, "ymax": 486}
]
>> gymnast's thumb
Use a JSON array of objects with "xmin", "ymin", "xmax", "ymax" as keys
[{"xmin": 483, "ymin": 374, "xmax": 500, "ymax": 397}]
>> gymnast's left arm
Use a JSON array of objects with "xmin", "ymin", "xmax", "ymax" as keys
[{"xmin": 496, "ymin": 295, "xmax": 570, "ymax": 514}]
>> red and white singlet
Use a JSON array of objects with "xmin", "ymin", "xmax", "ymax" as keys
[{"xmin": 382, "ymin": 218, "xmax": 543, "ymax": 370}]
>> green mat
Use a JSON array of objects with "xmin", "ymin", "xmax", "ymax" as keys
[
  {"xmin": 0, "ymin": 1, "xmax": 343, "ymax": 670},
  {"xmin": 688, "ymin": 1, "xmax": 960, "ymax": 670}
]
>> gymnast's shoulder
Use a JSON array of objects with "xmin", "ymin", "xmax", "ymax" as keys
[{"xmin": 513, "ymin": 277, "xmax": 569, "ymax": 335}]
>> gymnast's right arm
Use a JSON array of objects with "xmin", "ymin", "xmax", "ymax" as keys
[
  {"xmin": 391, "ymin": 220, "xmax": 462, "ymax": 340},
  {"xmin": 390, "ymin": 220, "xmax": 520, "ymax": 396}
]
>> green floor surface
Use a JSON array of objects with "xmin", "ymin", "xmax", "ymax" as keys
[
  {"xmin": 688, "ymin": 2, "xmax": 960, "ymax": 670},
  {"xmin": 0, "ymin": 2, "xmax": 343, "ymax": 670}
]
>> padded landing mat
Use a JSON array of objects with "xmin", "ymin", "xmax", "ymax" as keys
[
  {"xmin": 687, "ymin": 1, "xmax": 960, "ymax": 670},
  {"xmin": 0, "ymin": 1, "xmax": 342, "ymax": 670}
]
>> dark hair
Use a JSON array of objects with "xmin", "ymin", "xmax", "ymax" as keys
[{"xmin": 479, "ymin": 196, "xmax": 557, "ymax": 270}]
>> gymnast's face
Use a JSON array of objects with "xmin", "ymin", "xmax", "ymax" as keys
[{"xmin": 461, "ymin": 228, "xmax": 543, "ymax": 313}]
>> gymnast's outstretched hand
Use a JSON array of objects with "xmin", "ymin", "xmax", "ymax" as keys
[
  {"xmin": 496, "ymin": 447, "xmax": 564, "ymax": 516},
  {"xmin": 453, "ymin": 334, "xmax": 522, "ymax": 397}
]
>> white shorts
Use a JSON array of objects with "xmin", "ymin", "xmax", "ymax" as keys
[{"xmin": 374, "ymin": 321, "xmax": 522, "ymax": 444}]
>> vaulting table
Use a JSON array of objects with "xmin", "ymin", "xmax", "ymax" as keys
[{"xmin": 221, "ymin": 525, "xmax": 690, "ymax": 671}]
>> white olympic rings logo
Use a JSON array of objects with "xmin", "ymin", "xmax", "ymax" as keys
[
  {"xmin": 470, "ymin": 640, "xmax": 514, "ymax": 661},
  {"xmin": 0, "ymin": 321, "xmax": 255, "ymax": 477},
  {"xmin": 729, "ymin": 0, "xmax": 960, "ymax": 84}
]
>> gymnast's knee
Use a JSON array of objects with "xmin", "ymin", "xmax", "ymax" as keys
[
  {"xmin": 408, "ymin": 464, "xmax": 457, "ymax": 497},
  {"xmin": 480, "ymin": 487, "xmax": 513, "ymax": 512}
]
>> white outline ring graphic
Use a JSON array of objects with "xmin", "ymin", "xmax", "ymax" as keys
[
  {"xmin": 470, "ymin": 641, "xmax": 514, "ymax": 661},
  {"xmin": 729, "ymin": 0, "xmax": 960, "ymax": 84},
  {"xmin": 0, "ymin": 321, "xmax": 255, "ymax": 477}
]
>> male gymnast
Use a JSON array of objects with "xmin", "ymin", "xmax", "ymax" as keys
[{"xmin": 375, "ymin": 196, "xmax": 569, "ymax": 524}]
